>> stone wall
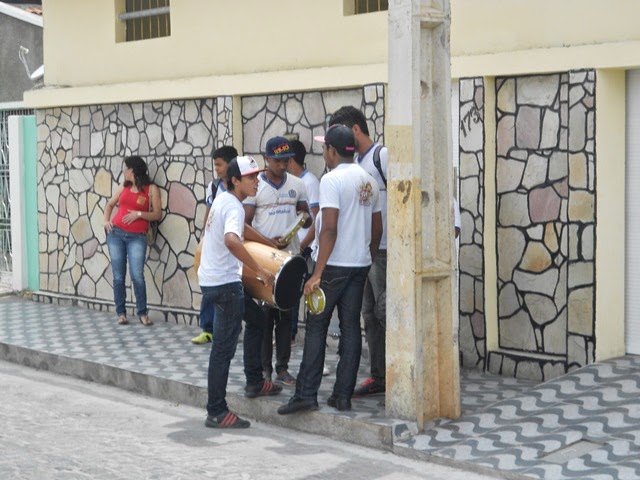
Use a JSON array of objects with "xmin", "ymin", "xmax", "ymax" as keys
[
  {"xmin": 35, "ymin": 85, "xmax": 385, "ymax": 323},
  {"xmin": 242, "ymin": 84, "xmax": 385, "ymax": 177},
  {"xmin": 489, "ymin": 71, "xmax": 596, "ymax": 380},
  {"xmin": 36, "ymin": 98, "xmax": 233, "ymax": 323},
  {"xmin": 458, "ymin": 78, "xmax": 486, "ymax": 370}
]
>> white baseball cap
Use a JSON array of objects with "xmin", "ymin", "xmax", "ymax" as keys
[{"xmin": 227, "ymin": 156, "xmax": 265, "ymax": 177}]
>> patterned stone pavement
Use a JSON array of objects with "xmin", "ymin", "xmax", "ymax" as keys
[{"xmin": 2, "ymin": 296, "xmax": 640, "ymax": 478}]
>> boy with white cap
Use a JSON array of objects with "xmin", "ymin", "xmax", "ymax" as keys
[{"xmin": 200, "ymin": 156, "xmax": 283, "ymax": 429}]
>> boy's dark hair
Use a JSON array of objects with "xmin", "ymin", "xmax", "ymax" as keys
[
  {"xmin": 213, "ymin": 146, "xmax": 238, "ymax": 163},
  {"xmin": 290, "ymin": 140, "xmax": 307, "ymax": 166},
  {"xmin": 225, "ymin": 172, "xmax": 241, "ymax": 191},
  {"xmin": 329, "ymin": 106, "xmax": 370, "ymax": 136},
  {"xmin": 123, "ymin": 155, "xmax": 152, "ymax": 190}
]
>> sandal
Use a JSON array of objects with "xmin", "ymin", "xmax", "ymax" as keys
[
  {"xmin": 139, "ymin": 314, "xmax": 153, "ymax": 326},
  {"xmin": 117, "ymin": 315, "xmax": 129, "ymax": 325}
]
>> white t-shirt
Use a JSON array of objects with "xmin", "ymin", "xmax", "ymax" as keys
[
  {"xmin": 357, "ymin": 144, "xmax": 388, "ymax": 250},
  {"xmin": 198, "ymin": 191, "xmax": 244, "ymax": 287},
  {"xmin": 312, "ymin": 163, "xmax": 381, "ymax": 267},
  {"xmin": 205, "ymin": 180, "xmax": 227, "ymax": 207},
  {"xmin": 243, "ymin": 172, "xmax": 308, "ymax": 254},
  {"xmin": 298, "ymin": 170, "xmax": 320, "ymax": 244}
]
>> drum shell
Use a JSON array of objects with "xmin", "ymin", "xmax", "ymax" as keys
[{"xmin": 242, "ymin": 241, "xmax": 307, "ymax": 310}]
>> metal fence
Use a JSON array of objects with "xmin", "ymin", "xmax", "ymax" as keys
[{"xmin": 0, "ymin": 108, "xmax": 33, "ymax": 290}]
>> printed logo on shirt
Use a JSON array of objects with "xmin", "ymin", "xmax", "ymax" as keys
[
  {"xmin": 288, "ymin": 189, "xmax": 296, "ymax": 199},
  {"xmin": 205, "ymin": 210, "xmax": 215, "ymax": 230},
  {"xmin": 357, "ymin": 181, "xmax": 374, "ymax": 206},
  {"xmin": 136, "ymin": 195, "xmax": 146, "ymax": 205}
]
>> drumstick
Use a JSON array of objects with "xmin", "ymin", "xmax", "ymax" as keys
[{"xmin": 278, "ymin": 212, "xmax": 310, "ymax": 245}]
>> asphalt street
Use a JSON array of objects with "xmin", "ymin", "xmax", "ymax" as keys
[{"xmin": 0, "ymin": 360, "xmax": 501, "ymax": 480}]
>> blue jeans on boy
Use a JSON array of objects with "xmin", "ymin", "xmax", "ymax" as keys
[
  {"xmin": 204, "ymin": 282, "xmax": 266, "ymax": 417},
  {"xmin": 293, "ymin": 265, "xmax": 369, "ymax": 402},
  {"xmin": 106, "ymin": 226, "xmax": 148, "ymax": 317}
]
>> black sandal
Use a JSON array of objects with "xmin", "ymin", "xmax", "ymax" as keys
[
  {"xmin": 117, "ymin": 315, "xmax": 129, "ymax": 325},
  {"xmin": 139, "ymin": 315, "xmax": 153, "ymax": 326}
]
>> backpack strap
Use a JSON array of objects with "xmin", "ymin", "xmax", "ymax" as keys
[
  {"xmin": 372, "ymin": 145, "xmax": 387, "ymax": 188},
  {"xmin": 206, "ymin": 178, "xmax": 221, "ymax": 204}
]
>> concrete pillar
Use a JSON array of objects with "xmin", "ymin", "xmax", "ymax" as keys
[{"xmin": 386, "ymin": 0, "xmax": 460, "ymax": 426}]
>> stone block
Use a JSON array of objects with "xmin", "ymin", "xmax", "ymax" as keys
[
  {"xmin": 497, "ymin": 227, "xmax": 526, "ymax": 282},
  {"xmin": 568, "ymin": 191, "xmax": 594, "ymax": 222},
  {"xmin": 500, "ymin": 309, "xmax": 537, "ymax": 351},
  {"xmin": 522, "ymin": 154, "xmax": 548, "ymax": 190},
  {"xmin": 517, "ymin": 74, "xmax": 560, "ymax": 106},
  {"xmin": 519, "ymin": 241, "xmax": 552, "ymax": 273},
  {"xmin": 496, "ymin": 157, "xmax": 525, "ymax": 194},
  {"xmin": 568, "ymin": 287, "xmax": 593, "ymax": 336},
  {"xmin": 513, "ymin": 267, "xmax": 559, "ymax": 297},
  {"xmin": 516, "ymin": 106, "xmax": 541, "ymax": 149},
  {"xmin": 499, "ymin": 192, "xmax": 530, "ymax": 227}
]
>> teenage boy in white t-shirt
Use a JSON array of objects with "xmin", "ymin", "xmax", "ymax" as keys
[
  {"xmin": 278, "ymin": 124, "xmax": 382, "ymax": 415},
  {"xmin": 193, "ymin": 145, "xmax": 238, "ymax": 346},
  {"xmin": 243, "ymin": 136, "xmax": 311, "ymax": 387},
  {"xmin": 199, "ymin": 156, "xmax": 283, "ymax": 429},
  {"xmin": 329, "ymin": 106, "xmax": 389, "ymax": 398}
]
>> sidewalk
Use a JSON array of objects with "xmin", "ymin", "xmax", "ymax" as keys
[{"xmin": 1, "ymin": 295, "xmax": 639, "ymax": 479}]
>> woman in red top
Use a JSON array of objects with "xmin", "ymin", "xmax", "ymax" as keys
[{"xmin": 104, "ymin": 156, "xmax": 162, "ymax": 325}]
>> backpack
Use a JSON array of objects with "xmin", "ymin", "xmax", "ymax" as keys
[{"xmin": 372, "ymin": 145, "xmax": 386, "ymax": 188}]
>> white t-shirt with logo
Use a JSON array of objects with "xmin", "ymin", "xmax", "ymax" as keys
[
  {"xmin": 298, "ymin": 170, "xmax": 320, "ymax": 244},
  {"xmin": 243, "ymin": 172, "xmax": 308, "ymax": 254},
  {"xmin": 357, "ymin": 143, "xmax": 388, "ymax": 250},
  {"xmin": 198, "ymin": 191, "xmax": 244, "ymax": 287},
  {"xmin": 312, "ymin": 163, "xmax": 381, "ymax": 267}
]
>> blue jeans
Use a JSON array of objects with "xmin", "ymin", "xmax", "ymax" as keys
[
  {"xmin": 204, "ymin": 282, "xmax": 266, "ymax": 417},
  {"xmin": 106, "ymin": 226, "xmax": 148, "ymax": 317},
  {"xmin": 294, "ymin": 265, "xmax": 370, "ymax": 401}
]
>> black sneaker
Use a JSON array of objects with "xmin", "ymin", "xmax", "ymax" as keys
[
  {"xmin": 277, "ymin": 397, "xmax": 319, "ymax": 415},
  {"xmin": 352, "ymin": 377, "xmax": 385, "ymax": 398},
  {"xmin": 244, "ymin": 379, "xmax": 283, "ymax": 398},
  {"xmin": 327, "ymin": 394, "xmax": 352, "ymax": 411},
  {"xmin": 205, "ymin": 411, "xmax": 250, "ymax": 429}
]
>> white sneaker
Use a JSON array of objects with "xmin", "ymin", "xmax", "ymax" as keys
[{"xmin": 322, "ymin": 364, "xmax": 330, "ymax": 376}]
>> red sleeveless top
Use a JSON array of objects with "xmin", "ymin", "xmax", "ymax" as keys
[{"xmin": 112, "ymin": 185, "xmax": 150, "ymax": 234}]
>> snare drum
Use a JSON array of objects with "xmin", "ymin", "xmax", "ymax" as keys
[{"xmin": 242, "ymin": 241, "xmax": 307, "ymax": 310}]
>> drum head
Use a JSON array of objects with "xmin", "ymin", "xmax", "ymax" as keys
[{"xmin": 274, "ymin": 255, "xmax": 308, "ymax": 310}]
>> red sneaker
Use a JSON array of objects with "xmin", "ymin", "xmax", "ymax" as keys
[{"xmin": 352, "ymin": 377, "xmax": 385, "ymax": 397}]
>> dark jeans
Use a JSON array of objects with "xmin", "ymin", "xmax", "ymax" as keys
[
  {"xmin": 199, "ymin": 293, "xmax": 214, "ymax": 335},
  {"xmin": 294, "ymin": 265, "xmax": 370, "ymax": 401},
  {"xmin": 106, "ymin": 226, "xmax": 148, "ymax": 317},
  {"xmin": 362, "ymin": 250, "xmax": 387, "ymax": 384},
  {"xmin": 262, "ymin": 306, "xmax": 293, "ymax": 376},
  {"xmin": 204, "ymin": 282, "xmax": 266, "ymax": 417}
]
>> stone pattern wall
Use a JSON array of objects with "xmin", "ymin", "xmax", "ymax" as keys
[
  {"xmin": 242, "ymin": 85, "xmax": 385, "ymax": 173},
  {"xmin": 35, "ymin": 85, "xmax": 385, "ymax": 323},
  {"xmin": 36, "ymin": 98, "xmax": 233, "ymax": 324},
  {"xmin": 489, "ymin": 71, "xmax": 596, "ymax": 380},
  {"xmin": 458, "ymin": 78, "xmax": 486, "ymax": 370}
]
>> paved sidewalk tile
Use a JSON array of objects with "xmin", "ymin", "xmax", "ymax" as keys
[{"xmin": 4, "ymin": 296, "xmax": 640, "ymax": 479}]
